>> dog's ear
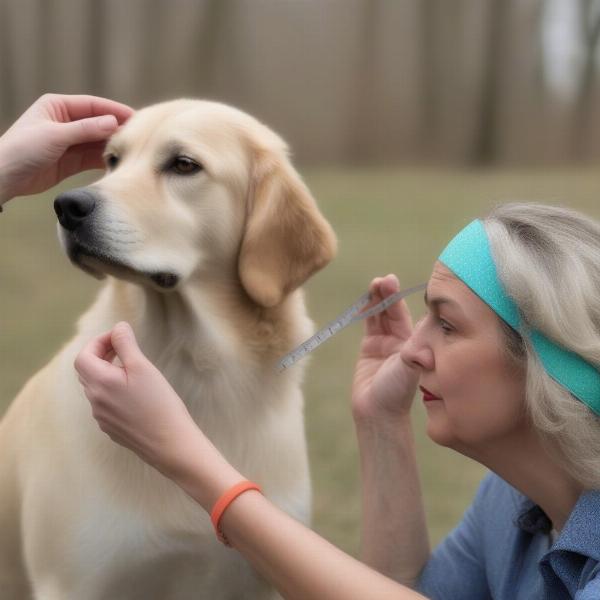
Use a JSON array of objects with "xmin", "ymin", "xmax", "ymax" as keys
[{"xmin": 239, "ymin": 153, "xmax": 337, "ymax": 307}]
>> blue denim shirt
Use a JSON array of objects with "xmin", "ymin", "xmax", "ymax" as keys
[{"xmin": 417, "ymin": 472, "xmax": 600, "ymax": 599}]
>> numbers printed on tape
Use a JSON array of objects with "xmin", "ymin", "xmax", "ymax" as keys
[{"xmin": 277, "ymin": 282, "xmax": 427, "ymax": 372}]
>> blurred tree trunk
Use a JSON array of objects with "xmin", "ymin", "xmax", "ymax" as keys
[
  {"xmin": 418, "ymin": 0, "xmax": 477, "ymax": 163},
  {"xmin": 572, "ymin": 0, "xmax": 600, "ymax": 159},
  {"xmin": 470, "ymin": 0, "xmax": 511, "ymax": 164},
  {"xmin": 190, "ymin": 0, "xmax": 230, "ymax": 98},
  {"xmin": 346, "ymin": 0, "xmax": 379, "ymax": 163},
  {"xmin": 87, "ymin": 0, "xmax": 105, "ymax": 95},
  {"xmin": 418, "ymin": 0, "xmax": 437, "ymax": 159},
  {"xmin": 0, "ymin": 0, "xmax": 16, "ymax": 127}
]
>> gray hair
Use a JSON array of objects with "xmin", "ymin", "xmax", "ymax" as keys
[{"xmin": 482, "ymin": 203, "xmax": 600, "ymax": 489}]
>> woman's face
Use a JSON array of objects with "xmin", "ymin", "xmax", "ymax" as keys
[{"xmin": 401, "ymin": 262, "xmax": 528, "ymax": 452}]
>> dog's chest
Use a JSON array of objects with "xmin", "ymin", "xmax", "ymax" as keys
[
  {"xmin": 154, "ymin": 351, "xmax": 272, "ymax": 440},
  {"xmin": 69, "ymin": 503, "xmax": 273, "ymax": 599}
]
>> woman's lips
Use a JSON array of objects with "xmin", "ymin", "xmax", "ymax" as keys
[{"xmin": 420, "ymin": 386, "xmax": 442, "ymax": 402}]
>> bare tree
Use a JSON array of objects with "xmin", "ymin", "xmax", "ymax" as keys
[
  {"xmin": 470, "ymin": 0, "xmax": 512, "ymax": 164},
  {"xmin": 86, "ymin": 0, "xmax": 105, "ymax": 96},
  {"xmin": 0, "ymin": 0, "xmax": 17, "ymax": 127},
  {"xmin": 190, "ymin": 0, "xmax": 232, "ymax": 98},
  {"xmin": 345, "ymin": 0, "xmax": 380, "ymax": 163},
  {"xmin": 417, "ymin": 0, "xmax": 438, "ymax": 160},
  {"xmin": 572, "ymin": 0, "xmax": 600, "ymax": 159}
]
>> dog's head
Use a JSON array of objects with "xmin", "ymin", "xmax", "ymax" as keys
[{"xmin": 55, "ymin": 99, "xmax": 336, "ymax": 307}]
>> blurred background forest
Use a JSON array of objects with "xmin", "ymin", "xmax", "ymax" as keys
[
  {"xmin": 2, "ymin": 0, "xmax": 600, "ymax": 165},
  {"xmin": 2, "ymin": 0, "xmax": 600, "ymax": 558}
]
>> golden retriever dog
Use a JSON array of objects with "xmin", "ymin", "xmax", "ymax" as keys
[{"xmin": 0, "ymin": 99, "xmax": 336, "ymax": 599}]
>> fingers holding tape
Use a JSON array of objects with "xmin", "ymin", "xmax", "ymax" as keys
[{"xmin": 277, "ymin": 281, "xmax": 426, "ymax": 372}]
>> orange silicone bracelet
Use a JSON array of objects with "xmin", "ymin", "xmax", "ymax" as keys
[{"xmin": 210, "ymin": 481, "xmax": 262, "ymax": 546}]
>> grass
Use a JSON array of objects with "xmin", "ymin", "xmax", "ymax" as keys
[{"xmin": 2, "ymin": 166, "xmax": 600, "ymax": 557}]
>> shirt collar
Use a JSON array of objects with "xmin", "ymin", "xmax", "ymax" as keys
[
  {"xmin": 548, "ymin": 490, "xmax": 600, "ymax": 559},
  {"xmin": 514, "ymin": 487, "xmax": 600, "ymax": 553},
  {"xmin": 514, "ymin": 498, "xmax": 552, "ymax": 535},
  {"xmin": 537, "ymin": 490, "xmax": 600, "ymax": 594}
]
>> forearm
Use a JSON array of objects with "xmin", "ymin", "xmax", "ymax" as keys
[
  {"xmin": 0, "ymin": 144, "xmax": 14, "ymax": 205},
  {"xmin": 356, "ymin": 416, "xmax": 430, "ymax": 586},
  {"xmin": 172, "ymin": 430, "xmax": 427, "ymax": 600},
  {"xmin": 0, "ymin": 132, "xmax": 25, "ymax": 206},
  {"xmin": 220, "ymin": 491, "xmax": 428, "ymax": 600}
]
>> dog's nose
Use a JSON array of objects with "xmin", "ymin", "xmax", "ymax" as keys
[{"xmin": 54, "ymin": 189, "xmax": 97, "ymax": 231}]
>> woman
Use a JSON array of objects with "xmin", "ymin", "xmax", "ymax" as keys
[{"xmin": 72, "ymin": 202, "xmax": 600, "ymax": 599}]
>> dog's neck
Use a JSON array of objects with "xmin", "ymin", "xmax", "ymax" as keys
[
  {"xmin": 80, "ymin": 274, "xmax": 308, "ymax": 407},
  {"xmin": 104, "ymin": 277, "xmax": 242, "ymax": 365}
]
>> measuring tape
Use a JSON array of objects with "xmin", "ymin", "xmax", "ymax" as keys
[{"xmin": 277, "ymin": 282, "xmax": 427, "ymax": 372}]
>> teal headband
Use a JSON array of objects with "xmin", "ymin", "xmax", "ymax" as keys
[{"xmin": 438, "ymin": 219, "xmax": 600, "ymax": 416}]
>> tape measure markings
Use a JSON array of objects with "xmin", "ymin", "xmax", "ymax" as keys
[{"xmin": 277, "ymin": 282, "xmax": 427, "ymax": 372}]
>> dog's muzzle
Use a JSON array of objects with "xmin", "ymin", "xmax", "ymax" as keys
[{"xmin": 54, "ymin": 187, "xmax": 180, "ymax": 291}]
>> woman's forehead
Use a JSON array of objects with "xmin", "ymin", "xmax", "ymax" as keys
[
  {"xmin": 427, "ymin": 262, "xmax": 498, "ymax": 321},
  {"xmin": 427, "ymin": 262, "xmax": 467, "ymax": 297}
]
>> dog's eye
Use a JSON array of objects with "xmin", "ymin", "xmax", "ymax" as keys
[
  {"xmin": 105, "ymin": 154, "xmax": 119, "ymax": 170},
  {"xmin": 170, "ymin": 156, "xmax": 202, "ymax": 175}
]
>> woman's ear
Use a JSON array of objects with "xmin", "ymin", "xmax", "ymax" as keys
[{"xmin": 239, "ymin": 154, "xmax": 337, "ymax": 307}]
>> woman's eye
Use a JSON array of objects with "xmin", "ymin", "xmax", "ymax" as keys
[
  {"xmin": 170, "ymin": 156, "xmax": 202, "ymax": 175},
  {"xmin": 438, "ymin": 318, "xmax": 453, "ymax": 334},
  {"xmin": 105, "ymin": 154, "xmax": 119, "ymax": 170}
]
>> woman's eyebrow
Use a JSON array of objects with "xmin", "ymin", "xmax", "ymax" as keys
[{"xmin": 423, "ymin": 290, "xmax": 463, "ymax": 311}]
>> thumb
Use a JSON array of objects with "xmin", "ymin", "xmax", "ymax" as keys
[
  {"xmin": 110, "ymin": 322, "xmax": 144, "ymax": 367},
  {"xmin": 60, "ymin": 115, "xmax": 119, "ymax": 147}
]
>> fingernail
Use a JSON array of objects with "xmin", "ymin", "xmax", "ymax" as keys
[{"xmin": 98, "ymin": 115, "xmax": 117, "ymax": 131}]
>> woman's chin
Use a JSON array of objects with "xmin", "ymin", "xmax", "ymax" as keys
[{"xmin": 425, "ymin": 419, "xmax": 457, "ymax": 448}]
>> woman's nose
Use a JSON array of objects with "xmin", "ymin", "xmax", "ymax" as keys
[{"xmin": 400, "ymin": 319, "xmax": 434, "ymax": 371}]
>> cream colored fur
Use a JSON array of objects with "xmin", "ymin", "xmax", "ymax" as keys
[{"xmin": 0, "ymin": 100, "xmax": 336, "ymax": 600}]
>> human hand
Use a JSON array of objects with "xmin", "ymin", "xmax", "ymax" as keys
[
  {"xmin": 0, "ymin": 94, "xmax": 133, "ymax": 206},
  {"xmin": 352, "ymin": 274, "xmax": 420, "ymax": 425},
  {"xmin": 74, "ymin": 322, "xmax": 201, "ymax": 480}
]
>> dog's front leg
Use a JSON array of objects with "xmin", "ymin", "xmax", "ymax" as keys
[{"xmin": 0, "ymin": 431, "xmax": 32, "ymax": 599}]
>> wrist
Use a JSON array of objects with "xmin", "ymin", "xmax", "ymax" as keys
[
  {"xmin": 167, "ymin": 427, "xmax": 243, "ymax": 512},
  {"xmin": 353, "ymin": 410, "xmax": 413, "ymax": 437},
  {"xmin": 211, "ymin": 481, "xmax": 263, "ymax": 546},
  {"xmin": 0, "ymin": 129, "xmax": 34, "ymax": 204},
  {"xmin": 355, "ymin": 414, "xmax": 416, "ymax": 461},
  {"xmin": 0, "ymin": 149, "xmax": 14, "ymax": 206}
]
